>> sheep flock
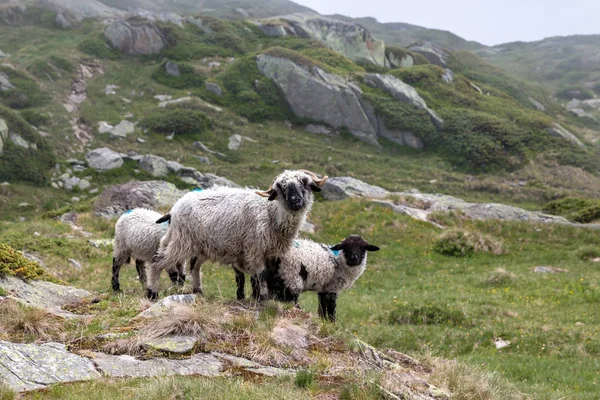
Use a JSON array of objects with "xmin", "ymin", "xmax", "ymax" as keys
[{"xmin": 111, "ymin": 169, "xmax": 379, "ymax": 321}]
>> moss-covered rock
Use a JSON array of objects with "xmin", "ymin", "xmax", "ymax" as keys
[
  {"xmin": 151, "ymin": 61, "xmax": 205, "ymax": 89},
  {"xmin": 139, "ymin": 108, "xmax": 211, "ymax": 136},
  {"xmin": 0, "ymin": 244, "xmax": 57, "ymax": 282}
]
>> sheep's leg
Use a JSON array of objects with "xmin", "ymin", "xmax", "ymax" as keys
[
  {"xmin": 111, "ymin": 254, "xmax": 130, "ymax": 292},
  {"xmin": 233, "ymin": 266, "xmax": 245, "ymax": 300},
  {"xmin": 190, "ymin": 256, "xmax": 205, "ymax": 294},
  {"xmin": 168, "ymin": 262, "xmax": 186, "ymax": 287},
  {"xmin": 327, "ymin": 293, "xmax": 338, "ymax": 322},
  {"xmin": 135, "ymin": 259, "xmax": 147, "ymax": 285},
  {"xmin": 317, "ymin": 292, "xmax": 337, "ymax": 322},
  {"xmin": 147, "ymin": 251, "xmax": 181, "ymax": 300}
]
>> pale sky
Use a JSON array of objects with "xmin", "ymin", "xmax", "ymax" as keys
[{"xmin": 293, "ymin": 0, "xmax": 600, "ymax": 46}]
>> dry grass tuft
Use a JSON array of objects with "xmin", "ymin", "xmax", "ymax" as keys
[
  {"xmin": 486, "ymin": 268, "xmax": 517, "ymax": 285},
  {"xmin": 0, "ymin": 380, "xmax": 15, "ymax": 400},
  {"xmin": 0, "ymin": 299, "xmax": 63, "ymax": 340}
]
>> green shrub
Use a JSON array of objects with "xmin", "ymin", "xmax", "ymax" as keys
[
  {"xmin": 0, "ymin": 66, "xmax": 49, "ymax": 109},
  {"xmin": 0, "ymin": 106, "xmax": 56, "ymax": 184},
  {"xmin": 139, "ymin": 108, "xmax": 210, "ymax": 136},
  {"xmin": 573, "ymin": 246, "xmax": 600, "ymax": 261},
  {"xmin": 19, "ymin": 109, "xmax": 51, "ymax": 127},
  {"xmin": 0, "ymin": 381, "xmax": 15, "ymax": 400},
  {"xmin": 27, "ymin": 55, "xmax": 75, "ymax": 80},
  {"xmin": 151, "ymin": 61, "xmax": 205, "ymax": 89},
  {"xmin": 77, "ymin": 35, "xmax": 121, "ymax": 60},
  {"xmin": 294, "ymin": 370, "xmax": 314, "ymax": 389},
  {"xmin": 389, "ymin": 303, "xmax": 467, "ymax": 326},
  {"xmin": 542, "ymin": 197, "xmax": 600, "ymax": 223},
  {"xmin": 556, "ymin": 86, "xmax": 594, "ymax": 101},
  {"xmin": 433, "ymin": 229, "xmax": 504, "ymax": 257},
  {"xmin": 299, "ymin": 47, "xmax": 363, "ymax": 74},
  {"xmin": 217, "ymin": 55, "xmax": 293, "ymax": 122},
  {"xmin": 0, "ymin": 244, "xmax": 58, "ymax": 282}
]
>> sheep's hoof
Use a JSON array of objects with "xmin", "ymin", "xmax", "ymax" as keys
[
  {"xmin": 192, "ymin": 288, "xmax": 203, "ymax": 295},
  {"xmin": 111, "ymin": 282, "xmax": 120, "ymax": 292},
  {"xmin": 146, "ymin": 289, "xmax": 158, "ymax": 300},
  {"xmin": 177, "ymin": 275, "xmax": 186, "ymax": 287}
]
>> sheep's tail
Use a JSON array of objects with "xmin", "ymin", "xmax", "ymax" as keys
[{"xmin": 156, "ymin": 213, "xmax": 171, "ymax": 224}]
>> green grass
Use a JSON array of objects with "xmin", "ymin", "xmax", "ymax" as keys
[{"xmin": 542, "ymin": 197, "xmax": 600, "ymax": 223}]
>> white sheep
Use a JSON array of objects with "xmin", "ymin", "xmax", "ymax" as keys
[
  {"xmin": 111, "ymin": 208, "xmax": 186, "ymax": 292},
  {"xmin": 262, "ymin": 235, "xmax": 380, "ymax": 321},
  {"xmin": 145, "ymin": 170, "xmax": 328, "ymax": 300}
]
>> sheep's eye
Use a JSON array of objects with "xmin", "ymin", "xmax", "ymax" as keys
[{"xmin": 302, "ymin": 178, "xmax": 309, "ymax": 186}]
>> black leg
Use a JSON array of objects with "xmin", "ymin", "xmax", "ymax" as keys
[
  {"xmin": 135, "ymin": 260, "xmax": 147, "ymax": 285},
  {"xmin": 190, "ymin": 257, "xmax": 197, "ymax": 272},
  {"xmin": 317, "ymin": 293, "xmax": 338, "ymax": 322},
  {"xmin": 146, "ymin": 288, "xmax": 158, "ymax": 300},
  {"xmin": 327, "ymin": 293, "xmax": 338, "ymax": 322},
  {"xmin": 111, "ymin": 257, "xmax": 121, "ymax": 291},
  {"xmin": 168, "ymin": 263, "xmax": 186, "ymax": 287},
  {"xmin": 251, "ymin": 275, "xmax": 260, "ymax": 300},
  {"xmin": 234, "ymin": 267, "xmax": 245, "ymax": 300},
  {"xmin": 318, "ymin": 293, "xmax": 327, "ymax": 320}
]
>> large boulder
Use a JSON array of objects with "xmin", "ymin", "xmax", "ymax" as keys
[
  {"xmin": 104, "ymin": 17, "xmax": 167, "ymax": 55},
  {"xmin": 0, "ymin": 342, "xmax": 101, "ymax": 392},
  {"xmin": 322, "ymin": 176, "xmax": 389, "ymax": 201},
  {"xmin": 94, "ymin": 180, "xmax": 186, "ymax": 218},
  {"xmin": 257, "ymin": 54, "xmax": 379, "ymax": 145},
  {"xmin": 547, "ymin": 123, "xmax": 584, "ymax": 147},
  {"xmin": 37, "ymin": 0, "xmax": 123, "ymax": 21},
  {"xmin": 257, "ymin": 13, "xmax": 386, "ymax": 66},
  {"xmin": 85, "ymin": 147, "xmax": 123, "ymax": 172},
  {"xmin": 408, "ymin": 42, "xmax": 449, "ymax": 67},
  {"xmin": 363, "ymin": 73, "xmax": 443, "ymax": 129},
  {"xmin": 139, "ymin": 154, "xmax": 169, "ymax": 177}
]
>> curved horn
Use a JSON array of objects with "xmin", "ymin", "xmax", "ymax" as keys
[
  {"xmin": 298, "ymin": 169, "xmax": 328, "ymax": 187},
  {"xmin": 255, "ymin": 184, "xmax": 274, "ymax": 197}
]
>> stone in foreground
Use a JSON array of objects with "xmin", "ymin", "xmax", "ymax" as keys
[
  {"xmin": 136, "ymin": 294, "xmax": 198, "ymax": 318},
  {"xmin": 0, "ymin": 342, "xmax": 101, "ymax": 392},
  {"xmin": 142, "ymin": 336, "xmax": 198, "ymax": 354}
]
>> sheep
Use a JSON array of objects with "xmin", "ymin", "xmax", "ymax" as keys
[
  {"xmin": 262, "ymin": 235, "xmax": 380, "ymax": 321},
  {"xmin": 145, "ymin": 169, "xmax": 328, "ymax": 300},
  {"xmin": 111, "ymin": 208, "xmax": 186, "ymax": 292}
]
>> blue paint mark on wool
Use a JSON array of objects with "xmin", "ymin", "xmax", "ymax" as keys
[
  {"xmin": 192, "ymin": 188, "xmax": 204, "ymax": 192},
  {"xmin": 293, "ymin": 240, "xmax": 300, "ymax": 248},
  {"xmin": 329, "ymin": 248, "xmax": 340, "ymax": 257},
  {"xmin": 124, "ymin": 209, "xmax": 133, "ymax": 215}
]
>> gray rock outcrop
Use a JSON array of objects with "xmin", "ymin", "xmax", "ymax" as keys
[
  {"xmin": 139, "ymin": 154, "xmax": 169, "ymax": 177},
  {"xmin": 205, "ymin": 82, "xmax": 223, "ymax": 97},
  {"xmin": 322, "ymin": 177, "xmax": 390, "ymax": 201},
  {"xmin": 111, "ymin": 120, "xmax": 135, "ymax": 138},
  {"xmin": 408, "ymin": 41, "xmax": 449, "ymax": 67},
  {"xmin": 547, "ymin": 123, "xmax": 584, "ymax": 147},
  {"xmin": 104, "ymin": 17, "xmax": 166, "ymax": 55},
  {"xmin": 0, "ymin": 342, "xmax": 101, "ymax": 392},
  {"xmin": 85, "ymin": 147, "xmax": 123, "ymax": 171},
  {"xmin": 257, "ymin": 13, "xmax": 386, "ymax": 66}
]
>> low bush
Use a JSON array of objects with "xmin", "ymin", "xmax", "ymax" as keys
[
  {"xmin": 294, "ymin": 370, "xmax": 315, "ymax": 389},
  {"xmin": 77, "ymin": 35, "xmax": 121, "ymax": 60},
  {"xmin": 433, "ymin": 229, "xmax": 504, "ymax": 257},
  {"xmin": 27, "ymin": 55, "xmax": 75, "ymax": 80},
  {"xmin": 151, "ymin": 61, "xmax": 205, "ymax": 89},
  {"xmin": 139, "ymin": 108, "xmax": 211, "ymax": 136},
  {"xmin": 542, "ymin": 197, "xmax": 600, "ymax": 223},
  {"xmin": 0, "ymin": 244, "xmax": 58, "ymax": 282},
  {"xmin": 0, "ymin": 66, "xmax": 49, "ymax": 109},
  {"xmin": 389, "ymin": 303, "xmax": 467, "ymax": 326},
  {"xmin": 19, "ymin": 109, "xmax": 51, "ymax": 127}
]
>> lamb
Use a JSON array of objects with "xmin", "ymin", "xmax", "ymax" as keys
[
  {"xmin": 111, "ymin": 208, "xmax": 186, "ymax": 292},
  {"xmin": 262, "ymin": 235, "xmax": 380, "ymax": 321},
  {"xmin": 145, "ymin": 169, "xmax": 328, "ymax": 300}
]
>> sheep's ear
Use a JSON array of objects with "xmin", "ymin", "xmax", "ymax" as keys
[
  {"xmin": 330, "ymin": 244, "xmax": 343, "ymax": 251},
  {"xmin": 310, "ymin": 183, "xmax": 322, "ymax": 192},
  {"xmin": 268, "ymin": 191, "xmax": 278, "ymax": 201},
  {"xmin": 365, "ymin": 245, "xmax": 380, "ymax": 252}
]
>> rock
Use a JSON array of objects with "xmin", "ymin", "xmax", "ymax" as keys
[
  {"xmin": 165, "ymin": 61, "xmax": 180, "ymax": 77},
  {"xmin": 581, "ymin": 99, "xmax": 600, "ymax": 110},
  {"xmin": 322, "ymin": 177, "xmax": 389, "ymax": 201},
  {"xmin": 186, "ymin": 16, "xmax": 212, "ymax": 33},
  {"xmin": 35, "ymin": 0, "xmax": 123, "ymax": 21},
  {"xmin": 0, "ymin": 49, "xmax": 6, "ymax": 58},
  {"xmin": 63, "ymin": 176, "xmax": 81, "ymax": 191},
  {"xmin": 228, "ymin": 134, "xmax": 243, "ymax": 150},
  {"xmin": 142, "ymin": 336, "xmax": 197, "ymax": 354},
  {"xmin": 166, "ymin": 160, "xmax": 184, "ymax": 173},
  {"xmin": 196, "ymin": 156, "xmax": 210, "ymax": 164},
  {"xmin": 0, "ymin": 342, "xmax": 101, "ymax": 392},
  {"xmin": 193, "ymin": 141, "xmax": 227, "ymax": 158},
  {"xmin": 154, "ymin": 94, "xmax": 171, "ymax": 102},
  {"xmin": 78, "ymin": 179, "xmax": 90, "ymax": 190},
  {"xmin": 21, "ymin": 252, "xmax": 44, "ymax": 267},
  {"xmin": 408, "ymin": 41, "xmax": 449, "ymax": 67},
  {"xmin": 441, "ymin": 68, "xmax": 453, "ymax": 83},
  {"xmin": 9, "ymin": 132, "xmax": 35, "ymax": 150},
  {"xmin": 270, "ymin": 320, "xmax": 308, "ymax": 351},
  {"xmin": 72, "ymin": 165, "xmax": 86, "ymax": 172},
  {"xmin": 104, "ymin": 84, "xmax": 118, "ymax": 95},
  {"xmin": 534, "ymin": 266, "xmax": 568, "ymax": 273},
  {"xmin": 305, "ymin": 124, "xmax": 333, "ymax": 135},
  {"xmin": 139, "ymin": 154, "xmax": 169, "ymax": 177},
  {"xmin": 547, "ymin": 123, "xmax": 584, "ymax": 147},
  {"xmin": 89, "ymin": 188, "xmax": 98, "ymax": 194},
  {"xmin": 493, "ymin": 338, "xmax": 510, "ymax": 350},
  {"xmin": 104, "ymin": 18, "xmax": 167, "ymax": 55},
  {"xmin": 371, "ymin": 200, "xmax": 441, "ymax": 228},
  {"xmin": 363, "ymin": 73, "xmax": 443, "ymax": 129},
  {"xmin": 55, "ymin": 12, "xmax": 72, "ymax": 29},
  {"xmin": 0, "ymin": 276, "xmax": 93, "ymax": 318},
  {"xmin": 70, "ymin": 196, "xmax": 80, "ymax": 202},
  {"xmin": 592, "ymin": 257, "xmax": 600, "ymax": 263},
  {"xmin": 66, "ymin": 158, "xmax": 85, "ymax": 166},
  {"xmin": 91, "ymin": 352, "xmax": 221, "ymax": 378},
  {"xmin": 575, "ymin": 321, "xmax": 585, "ymax": 326},
  {"xmin": 165, "ymin": 132, "xmax": 174, "ymax": 140},
  {"xmin": 258, "ymin": 14, "xmax": 386, "ymax": 66},
  {"xmin": 136, "ymin": 294, "xmax": 198, "ymax": 318},
  {"xmin": 284, "ymin": 120, "xmax": 293, "ymax": 130},
  {"xmin": 94, "ymin": 180, "xmax": 186, "ymax": 218},
  {"xmin": 566, "ymin": 98, "xmax": 582, "ymax": 110},
  {"xmin": 137, "ymin": 137, "xmax": 146, "ymax": 143},
  {"xmin": 85, "ymin": 147, "xmax": 123, "ymax": 172},
  {"xmin": 205, "ymin": 82, "xmax": 223, "ymax": 97},
  {"xmin": 110, "ymin": 120, "xmax": 134, "ymax": 138},
  {"xmin": 529, "ymin": 97, "xmax": 546, "ymax": 111},
  {"xmin": 68, "ymin": 258, "xmax": 82, "ymax": 270},
  {"xmin": 17, "ymin": 202, "xmax": 30, "ymax": 208},
  {"xmin": 300, "ymin": 220, "xmax": 316, "ymax": 234},
  {"xmin": 0, "ymin": 72, "xmax": 15, "ymax": 91},
  {"xmin": 257, "ymin": 54, "xmax": 378, "ymax": 145},
  {"xmin": 207, "ymin": 61, "xmax": 221, "ymax": 69},
  {"xmin": 88, "ymin": 239, "xmax": 114, "ymax": 248},
  {"xmin": 385, "ymin": 50, "xmax": 414, "ymax": 69},
  {"xmin": 158, "ymin": 96, "xmax": 222, "ymax": 112}
]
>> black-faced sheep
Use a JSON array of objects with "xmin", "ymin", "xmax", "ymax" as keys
[
  {"xmin": 111, "ymin": 208, "xmax": 186, "ymax": 292},
  {"xmin": 262, "ymin": 235, "xmax": 379, "ymax": 321},
  {"xmin": 145, "ymin": 170, "xmax": 328, "ymax": 300}
]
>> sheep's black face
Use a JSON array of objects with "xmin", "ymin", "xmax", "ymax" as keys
[
  {"xmin": 275, "ymin": 174, "xmax": 316, "ymax": 212},
  {"xmin": 283, "ymin": 182, "xmax": 306, "ymax": 211},
  {"xmin": 331, "ymin": 235, "xmax": 380, "ymax": 267}
]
